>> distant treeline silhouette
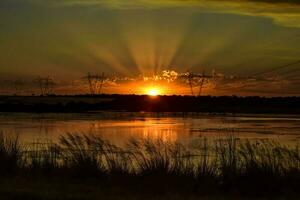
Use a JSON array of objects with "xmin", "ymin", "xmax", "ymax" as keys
[{"xmin": 0, "ymin": 95, "xmax": 300, "ymax": 114}]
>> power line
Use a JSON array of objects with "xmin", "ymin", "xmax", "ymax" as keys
[
  {"xmin": 251, "ymin": 60, "xmax": 300, "ymax": 77},
  {"xmin": 215, "ymin": 60, "xmax": 300, "ymax": 91},
  {"xmin": 276, "ymin": 67, "xmax": 300, "ymax": 77}
]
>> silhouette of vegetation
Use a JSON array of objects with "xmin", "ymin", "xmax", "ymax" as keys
[
  {"xmin": 0, "ymin": 133, "xmax": 299, "ymax": 199},
  {"xmin": 0, "ymin": 95, "xmax": 300, "ymax": 114}
]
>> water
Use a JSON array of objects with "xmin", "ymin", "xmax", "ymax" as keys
[{"xmin": 0, "ymin": 112, "xmax": 299, "ymax": 147}]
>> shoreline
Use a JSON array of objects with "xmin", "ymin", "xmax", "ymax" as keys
[{"xmin": 1, "ymin": 95, "xmax": 300, "ymax": 114}]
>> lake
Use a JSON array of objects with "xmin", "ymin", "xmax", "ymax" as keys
[{"xmin": 0, "ymin": 112, "xmax": 299, "ymax": 148}]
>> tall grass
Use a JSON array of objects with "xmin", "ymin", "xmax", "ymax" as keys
[
  {"xmin": 0, "ymin": 133, "xmax": 299, "ymax": 195},
  {"xmin": 24, "ymin": 140, "xmax": 60, "ymax": 173},
  {"xmin": 59, "ymin": 133, "xmax": 106, "ymax": 176},
  {"xmin": 127, "ymin": 138, "xmax": 192, "ymax": 176},
  {"xmin": 0, "ymin": 132, "xmax": 22, "ymax": 174}
]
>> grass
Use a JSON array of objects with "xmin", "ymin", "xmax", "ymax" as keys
[
  {"xmin": 0, "ymin": 133, "xmax": 22, "ymax": 174},
  {"xmin": 0, "ymin": 133, "xmax": 299, "ymax": 199}
]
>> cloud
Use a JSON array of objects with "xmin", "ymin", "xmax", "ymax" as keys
[
  {"xmin": 3, "ymin": 0, "xmax": 300, "ymax": 26},
  {"xmin": 45, "ymin": 0, "xmax": 300, "ymax": 28}
]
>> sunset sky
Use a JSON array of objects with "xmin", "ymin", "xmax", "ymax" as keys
[{"xmin": 0, "ymin": 0, "xmax": 300, "ymax": 96}]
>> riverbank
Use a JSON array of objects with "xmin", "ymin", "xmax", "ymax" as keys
[{"xmin": 1, "ymin": 95, "xmax": 300, "ymax": 114}]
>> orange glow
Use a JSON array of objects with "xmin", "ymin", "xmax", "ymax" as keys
[
  {"xmin": 99, "ymin": 80, "xmax": 192, "ymax": 96},
  {"xmin": 145, "ymin": 87, "xmax": 161, "ymax": 96}
]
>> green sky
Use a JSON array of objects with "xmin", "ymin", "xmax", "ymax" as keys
[{"xmin": 0, "ymin": 0, "xmax": 300, "ymax": 95}]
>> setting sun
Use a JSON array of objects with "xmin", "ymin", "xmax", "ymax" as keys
[{"xmin": 145, "ymin": 87, "xmax": 161, "ymax": 96}]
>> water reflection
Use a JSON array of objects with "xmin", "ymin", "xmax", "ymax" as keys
[{"xmin": 0, "ymin": 112, "xmax": 299, "ymax": 147}]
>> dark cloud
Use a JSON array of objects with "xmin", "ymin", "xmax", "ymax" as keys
[{"xmin": 244, "ymin": 0, "xmax": 300, "ymax": 4}]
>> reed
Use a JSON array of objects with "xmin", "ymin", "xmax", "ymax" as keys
[
  {"xmin": 0, "ymin": 133, "xmax": 299, "ymax": 196},
  {"xmin": 0, "ymin": 132, "xmax": 22, "ymax": 174}
]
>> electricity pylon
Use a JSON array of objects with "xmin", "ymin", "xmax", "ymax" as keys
[
  {"xmin": 182, "ymin": 70, "xmax": 213, "ymax": 96},
  {"xmin": 13, "ymin": 78, "xmax": 24, "ymax": 95},
  {"xmin": 35, "ymin": 76, "xmax": 55, "ymax": 96},
  {"xmin": 84, "ymin": 72, "xmax": 105, "ymax": 95}
]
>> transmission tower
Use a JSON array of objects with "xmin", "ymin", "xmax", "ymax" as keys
[
  {"xmin": 181, "ymin": 70, "xmax": 213, "ymax": 96},
  {"xmin": 85, "ymin": 72, "xmax": 105, "ymax": 95},
  {"xmin": 13, "ymin": 78, "xmax": 24, "ymax": 95},
  {"xmin": 198, "ymin": 71, "xmax": 206, "ymax": 96},
  {"xmin": 35, "ymin": 76, "xmax": 55, "ymax": 96}
]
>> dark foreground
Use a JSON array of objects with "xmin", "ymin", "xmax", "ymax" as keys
[
  {"xmin": 0, "ymin": 133, "xmax": 299, "ymax": 199},
  {"xmin": 1, "ymin": 95, "xmax": 300, "ymax": 113},
  {"xmin": 0, "ymin": 177, "xmax": 294, "ymax": 200}
]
